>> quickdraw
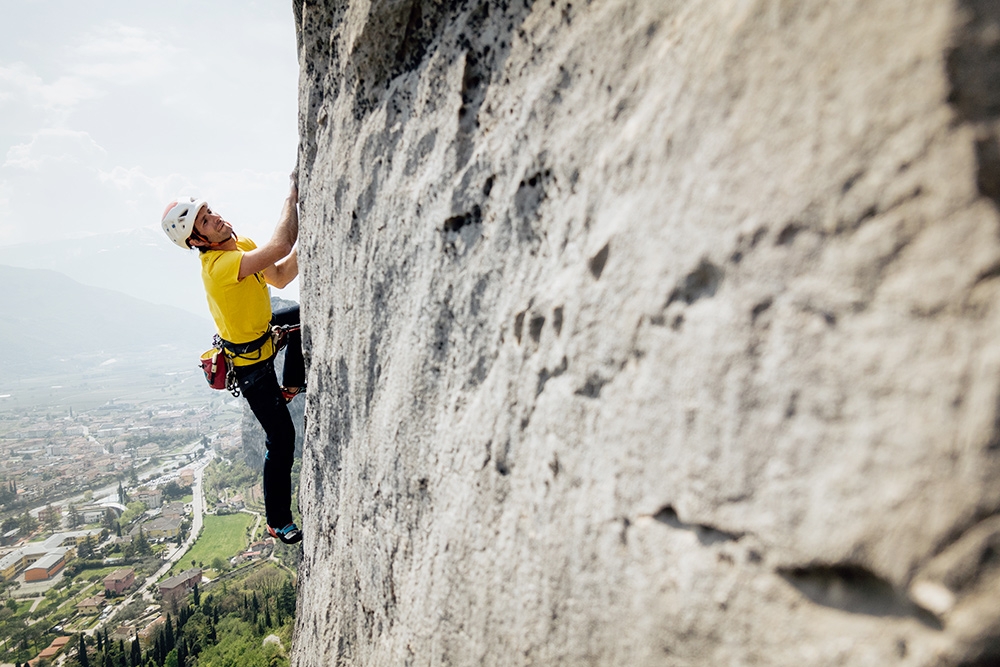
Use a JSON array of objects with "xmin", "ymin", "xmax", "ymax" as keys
[{"xmin": 271, "ymin": 323, "xmax": 301, "ymax": 351}]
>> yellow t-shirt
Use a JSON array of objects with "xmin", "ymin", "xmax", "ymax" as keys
[{"xmin": 200, "ymin": 236, "xmax": 275, "ymax": 366}]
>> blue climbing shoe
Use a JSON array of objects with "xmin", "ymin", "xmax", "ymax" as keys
[{"xmin": 267, "ymin": 522, "xmax": 302, "ymax": 544}]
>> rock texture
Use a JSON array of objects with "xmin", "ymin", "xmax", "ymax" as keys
[{"xmin": 292, "ymin": 1, "xmax": 1000, "ymax": 665}]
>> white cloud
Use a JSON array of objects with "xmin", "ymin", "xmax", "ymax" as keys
[
  {"xmin": 99, "ymin": 164, "xmax": 161, "ymax": 191},
  {"xmin": 69, "ymin": 23, "xmax": 181, "ymax": 85},
  {"xmin": 0, "ymin": 3, "xmax": 298, "ymax": 252},
  {"xmin": 0, "ymin": 63, "xmax": 99, "ymax": 114},
  {"xmin": 4, "ymin": 128, "xmax": 106, "ymax": 171}
]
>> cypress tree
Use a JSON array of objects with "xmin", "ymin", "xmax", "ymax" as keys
[
  {"xmin": 165, "ymin": 614, "xmax": 174, "ymax": 651},
  {"xmin": 131, "ymin": 637, "xmax": 141, "ymax": 667},
  {"xmin": 96, "ymin": 630, "xmax": 103, "ymax": 652},
  {"xmin": 192, "ymin": 582, "xmax": 200, "ymax": 607},
  {"xmin": 78, "ymin": 634, "xmax": 90, "ymax": 667}
]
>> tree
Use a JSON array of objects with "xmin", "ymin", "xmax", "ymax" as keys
[
  {"xmin": 19, "ymin": 510, "xmax": 37, "ymax": 534},
  {"xmin": 161, "ymin": 482, "xmax": 191, "ymax": 501},
  {"xmin": 42, "ymin": 504, "xmax": 60, "ymax": 532},
  {"xmin": 192, "ymin": 583, "xmax": 200, "ymax": 607},
  {"xmin": 165, "ymin": 614, "xmax": 174, "ymax": 652},
  {"xmin": 77, "ymin": 633, "xmax": 90, "ymax": 667},
  {"xmin": 67, "ymin": 504, "xmax": 82, "ymax": 528},
  {"xmin": 278, "ymin": 580, "xmax": 296, "ymax": 618},
  {"xmin": 134, "ymin": 528, "xmax": 152, "ymax": 557},
  {"xmin": 120, "ymin": 502, "xmax": 148, "ymax": 527},
  {"xmin": 78, "ymin": 535, "xmax": 95, "ymax": 559}
]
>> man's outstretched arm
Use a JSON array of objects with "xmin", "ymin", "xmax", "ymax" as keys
[{"xmin": 239, "ymin": 174, "xmax": 299, "ymax": 281}]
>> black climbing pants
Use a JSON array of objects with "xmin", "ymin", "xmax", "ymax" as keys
[{"xmin": 233, "ymin": 305, "xmax": 304, "ymax": 529}]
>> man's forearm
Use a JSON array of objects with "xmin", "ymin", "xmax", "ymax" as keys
[{"xmin": 274, "ymin": 194, "xmax": 299, "ymax": 249}]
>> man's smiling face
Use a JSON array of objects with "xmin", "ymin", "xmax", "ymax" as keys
[{"xmin": 189, "ymin": 205, "xmax": 234, "ymax": 247}]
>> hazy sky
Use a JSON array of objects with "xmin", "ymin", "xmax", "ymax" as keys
[{"xmin": 0, "ymin": 1, "xmax": 300, "ymax": 253}]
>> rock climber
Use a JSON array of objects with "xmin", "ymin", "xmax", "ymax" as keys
[{"xmin": 160, "ymin": 172, "xmax": 304, "ymax": 545}]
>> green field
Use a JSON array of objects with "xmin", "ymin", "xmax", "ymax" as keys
[{"xmin": 169, "ymin": 513, "xmax": 255, "ymax": 577}]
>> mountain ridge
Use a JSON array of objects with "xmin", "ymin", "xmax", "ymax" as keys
[{"xmin": 0, "ymin": 264, "xmax": 212, "ymax": 381}]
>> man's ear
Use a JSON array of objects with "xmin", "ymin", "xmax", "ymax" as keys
[{"xmin": 187, "ymin": 236, "xmax": 205, "ymax": 249}]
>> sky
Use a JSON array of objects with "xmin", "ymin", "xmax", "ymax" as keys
[{"xmin": 0, "ymin": 1, "xmax": 301, "ymax": 297}]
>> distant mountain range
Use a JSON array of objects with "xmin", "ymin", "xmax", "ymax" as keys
[
  {"xmin": 0, "ymin": 264, "xmax": 214, "ymax": 381},
  {"xmin": 0, "ymin": 227, "xmax": 300, "ymax": 319},
  {"xmin": 0, "ymin": 227, "xmax": 208, "ymax": 317}
]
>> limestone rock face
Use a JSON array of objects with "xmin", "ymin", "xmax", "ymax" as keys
[{"xmin": 292, "ymin": 1, "xmax": 1000, "ymax": 665}]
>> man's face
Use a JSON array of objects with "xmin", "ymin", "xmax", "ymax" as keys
[{"xmin": 190, "ymin": 205, "xmax": 233, "ymax": 246}]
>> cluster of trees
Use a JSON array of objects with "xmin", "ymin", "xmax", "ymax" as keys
[
  {"xmin": 123, "ymin": 431, "xmax": 198, "ymax": 452},
  {"xmin": 0, "ymin": 511, "xmax": 37, "ymax": 536},
  {"xmin": 203, "ymin": 460, "xmax": 256, "ymax": 507},
  {"xmin": 0, "ymin": 480, "xmax": 17, "ymax": 508},
  {"xmin": 160, "ymin": 482, "xmax": 192, "ymax": 502},
  {"xmin": 72, "ymin": 565, "xmax": 296, "ymax": 667}
]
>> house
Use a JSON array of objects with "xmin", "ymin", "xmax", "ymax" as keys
[
  {"xmin": 137, "ymin": 444, "xmax": 160, "ymax": 457},
  {"xmin": 35, "ymin": 636, "xmax": 71, "ymax": 662},
  {"xmin": 158, "ymin": 568, "xmax": 202, "ymax": 603},
  {"xmin": 110, "ymin": 623, "xmax": 136, "ymax": 642},
  {"xmin": 231, "ymin": 539, "xmax": 272, "ymax": 566},
  {"xmin": 177, "ymin": 468, "xmax": 196, "ymax": 486},
  {"xmin": 37, "ymin": 505, "xmax": 61, "ymax": 524},
  {"xmin": 137, "ymin": 615, "xmax": 166, "ymax": 647},
  {"xmin": 141, "ymin": 516, "xmax": 182, "ymax": 540},
  {"xmin": 104, "ymin": 567, "xmax": 135, "ymax": 595},
  {"xmin": 81, "ymin": 505, "xmax": 110, "ymax": 524},
  {"xmin": 134, "ymin": 487, "xmax": 163, "ymax": 508},
  {"xmin": 161, "ymin": 502, "xmax": 186, "ymax": 519},
  {"xmin": 76, "ymin": 594, "xmax": 106, "ymax": 614}
]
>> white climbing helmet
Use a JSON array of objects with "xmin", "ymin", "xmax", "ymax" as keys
[{"xmin": 161, "ymin": 196, "xmax": 207, "ymax": 249}]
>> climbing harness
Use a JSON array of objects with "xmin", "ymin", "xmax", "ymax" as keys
[{"xmin": 200, "ymin": 324, "xmax": 302, "ymax": 398}]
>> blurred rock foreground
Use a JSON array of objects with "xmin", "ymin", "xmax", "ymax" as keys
[{"xmin": 287, "ymin": 1, "xmax": 1000, "ymax": 665}]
